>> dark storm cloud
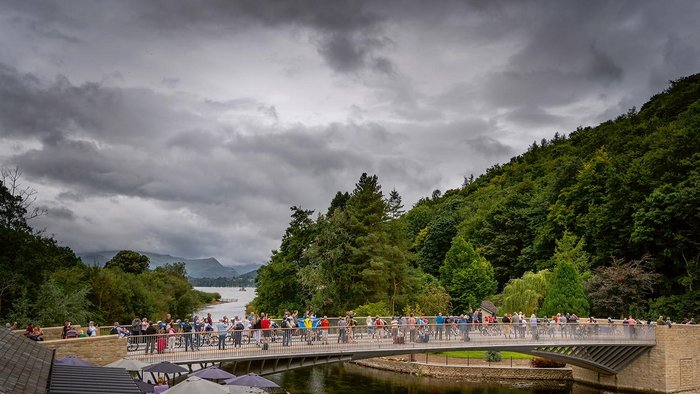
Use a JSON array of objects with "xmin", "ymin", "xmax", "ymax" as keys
[
  {"xmin": 2, "ymin": 0, "xmax": 700, "ymax": 264},
  {"xmin": 41, "ymin": 205, "xmax": 76, "ymax": 221},
  {"xmin": 111, "ymin": 0, "xmax": 392, "ymax": 75}
]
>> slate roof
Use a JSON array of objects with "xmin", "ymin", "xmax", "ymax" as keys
[
  {"xmin": 0, "ymin": 328, "xmax": 54, "ymax": 394},
  {"xmin": 49, "ymin": 364, "xmax": 141, "ymax": 394}
]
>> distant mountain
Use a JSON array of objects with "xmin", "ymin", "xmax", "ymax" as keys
[
  {"xmin": 77, "ymin": 250, "xmax": 240, "ymax": 279},
  {"xmin": 232, "ymin": 263, "xmax": 262, "ymax": 275}
]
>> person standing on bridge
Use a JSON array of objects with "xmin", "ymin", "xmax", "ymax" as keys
[
  {"xmin": 320, "ymin": 316, "xmax": 329, "ymax": 344},
  {"xmin": 145, "ymin": 321, "xmax": 157, "ymax": 354},
  {"xmin": 338, "ymin": 316, "xmax": 347, "ymax": 343},
  {"xmin": 304, "ymin": 315, "xmax": 313, "ymax": 345},
  {"xmin": 281, "ymin": 312, "xmax": 292, "ymax": 347},
  {"xmin": 252, "ymin": 313, "xmax": 262, "ymax": 346},
  {"xmin": 261, "ymin": 313, "xmax": 271, "ymax": 346},
  {"xmin": 559, "ymin": 313, "xmax": 567, "ymax": 338},
  {"xmin": 408, "ymin": 314, "xmax": 416, "ymax": 343},
  {"xmin": 182, "ymin": 319, "xmax": 194, "ymax": 352},
  {"xmin": 530, "ymin": 314, "xmax": 539, "ymax": 340},
  {"xmin": 435, "ymin": 313, "xmax": 445, "ymax": 341},
  {"xmin": 502, "ymin": 314, "xmax": 511, "ymax": 339},
  {"xmin": 216, "ymin": 319, "xmax": 228, "ymax": 350}
]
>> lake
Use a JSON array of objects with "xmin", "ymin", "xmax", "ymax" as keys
[{"xmin": 194, "ymin": 286, "xmax": 257, "ymax": 319}]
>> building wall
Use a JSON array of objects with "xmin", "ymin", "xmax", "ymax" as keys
[
  {"xmin": 40, "ymin": 335, "xmax": 127, "ymax": 366},
  {"xmin": 572, "ymin": 325, "xmax": 700, "ymax": 393}
]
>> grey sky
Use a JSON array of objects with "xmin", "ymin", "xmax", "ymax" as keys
[{"xmin": 1, "ymin": 0, "xmax": 699, "ymax": 266}]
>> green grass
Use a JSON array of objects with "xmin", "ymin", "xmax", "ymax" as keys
[{"xmin": 433, "ymin": 350, "xmax": 533, "ymax": 360}]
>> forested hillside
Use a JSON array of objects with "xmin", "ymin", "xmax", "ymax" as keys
[{"xmin": 254, "ymin": 74, "xmax": 700, "ymax": 321}]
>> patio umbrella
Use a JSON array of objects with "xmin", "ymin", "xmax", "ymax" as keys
[
  {"xmin": 162, "ymin": 376, "xmax": 228, "ymax": 394},
  {"xmin": 225, "ymin": 373, "xmax": 280, "ymax": 388},
  {"xmin": 143, "ymin": 361, "xmax": 188, "ymax": 385},
  {"xmin": 228, "ymin": 387, "xmax": 267, "ymax": 394},
  {"xmin": 133, "ymin": 378, "xmax": 155, "ymax": 394},
  {"xmin": 106, "ymin": 358, "xmax": 151, "ymax": 372},
  {"xmin": 54, "ymin": 355, "xmax": 94, "ymax": 367},
  {"xmin": 106, "ymin": 358, "xmax": 151, "ymax": 378},
  {"xmin": 190, "ymin": 365, "xmax": 236, "ymax": 381}
]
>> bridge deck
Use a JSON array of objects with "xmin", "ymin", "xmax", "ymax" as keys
[{"xmin": 125, "ymin": 324, "xmax": 655, "ymax": 375}]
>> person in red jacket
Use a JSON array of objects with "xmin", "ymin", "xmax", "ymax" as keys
[
  {"xmin": 320, "ymin": 316, "xmax": 330, "ymax": 345},
  {"xmin": 260, "ymin": 313, "xmax": 271, "ymax": 345}
]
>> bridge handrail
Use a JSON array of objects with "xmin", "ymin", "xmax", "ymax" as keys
[{"xmin": 121, "ymin": 321, "xmax": 656, "ymax": 365}]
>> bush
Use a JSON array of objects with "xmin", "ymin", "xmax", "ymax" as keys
[
  {"xmin": 530, "ymin": 357, "xmax": 566, "ymax": 368},
  {"xmin": 355, "ymin": 301, "xmax": 391, "ymax": 318},
  {"xmin": 485, "ymin": 351, "xmax": 502, "ymax": 362}
]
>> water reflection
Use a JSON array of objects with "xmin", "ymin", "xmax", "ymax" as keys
[{"xmin": 263, "ymin": 363, "xmax": 599, "ymax": 394}]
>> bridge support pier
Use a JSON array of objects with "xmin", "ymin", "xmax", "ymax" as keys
[{"xmin": 571, "ymin": 325, "xmax": 699, "ymax": 393}]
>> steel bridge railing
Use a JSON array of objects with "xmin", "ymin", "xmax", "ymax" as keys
[{"xmin": 123, "ymin": 322, "xmax": 656, "ymax": 365}]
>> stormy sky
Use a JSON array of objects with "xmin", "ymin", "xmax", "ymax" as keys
[{"xmin": 1, "ymin": 1, "xmax": 699, "ymax": 266}]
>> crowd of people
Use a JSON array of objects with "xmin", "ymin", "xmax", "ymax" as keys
[{"xmin": 4, "ymin": 310, "xmax": 696, "ymax": 348}]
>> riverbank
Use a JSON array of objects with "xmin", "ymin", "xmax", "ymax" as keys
[{"xmin": 354, "ymin": 355, "xmax": 572, "ymax": 384}]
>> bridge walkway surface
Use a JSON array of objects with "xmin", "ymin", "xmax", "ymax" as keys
[{"xmin": 124, "ymin": 323, "xmax": 655, "ymax": 375}]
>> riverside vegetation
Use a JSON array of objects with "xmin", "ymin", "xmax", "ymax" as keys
[
  {"xmin": 0, "ymin": 172, "xmax": 219, "ymax": 326},
  {"xmin": 1, "ymin": 74, "xmax": 699, "ymax": 327}
]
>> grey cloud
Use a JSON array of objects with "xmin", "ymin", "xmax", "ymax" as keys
[
  {"xmin": 463, "ymin": 136, "xmax": 514, "ymax": 157},
  {"xmin": 58, "ymin": 0, "xmax": 392, "ymax": 75},
  {"xmin": 3, "ymin": 0, "xmax": 700, "ymax": 265},
  {"xmin": 501, "ymin": 106, "xmax": 565, "ymax": 128},
  {"xmin": 257, "ymin": 105, "xmax": 279, "ymax": 122},
  {"xmin": 42, "ymin": 205, "xmax": 76, "ymax": 221},
  {"xmin": 161, "ymin": 77, "xmax": 180, "ymax": 89}
]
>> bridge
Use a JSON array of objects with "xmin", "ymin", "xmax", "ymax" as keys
[{"xmin": 124, "ymin": 323, "xmax": 656, "ymax": 376}]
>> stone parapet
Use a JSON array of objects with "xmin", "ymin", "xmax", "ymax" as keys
[
  {"xmin": 572, "ymin": 325, "xmax": 700, "ymax": 393},
  {"xmin": 13, "ymin": 325, "xmax": 83, "ymax": 341},
  {"xmin": 40, "ymin": 335, "xmax": 127, "ymax": 366}
]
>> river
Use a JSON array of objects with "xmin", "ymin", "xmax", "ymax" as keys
[{"xmin": 194, "ymin": 287, "xmax": 606, "ymax": 394}]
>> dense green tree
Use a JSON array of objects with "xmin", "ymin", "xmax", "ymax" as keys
[
  {"xmin": 387, "ymin": 188, "xmax": 405, "ymax": 219},
  {"xmin": 540, "ymin": 259, "xmax": 589, "ymax": 317},
  {"xmin": 327, "ymin": 191, "xmax": 350, "ymax": 216},
  {"xmin": 542, "ymin": 231, "xmax": 590, "ymax": 278},
  {"xmin": 253, "ymin": 206, "xmax": 316, "ymax": 314},
  {"xmin": 404, "ymin": 204, "xmax": 432, "ymax": 243},
  {"xmin": 632, "ymin": 171, "xmax": 700, "ymax": 293},
  {"xmin": 417, "ymin": 214, "xmax": 459, "ymax": 277},
  {"xmin": 105, "ymin": 250, "xmax": 150, "ymax": 274},
  {"xmin": 439, "ymin": 236, "xmax": 497, "ymax": 313},
  {"xmin": 34, "ymin": 278, "xmax": 91, "ymax": 327}
]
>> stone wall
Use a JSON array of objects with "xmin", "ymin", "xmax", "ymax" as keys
[
  {"xmin": 572, "ymin": 325, "xmax": 700, "ymax": 393},
  {"xmin": 40, "ymin": 335, "xmax": 127, "ymax": 366},
  {"xmin": 355, "ymin": 357, "xmax": 572, "ymax": 381}
]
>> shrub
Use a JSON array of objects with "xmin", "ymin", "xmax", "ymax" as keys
[
  {"xmin": 485, "ymin": 351, "xmax": 502, "ymax": 362},
  {"xmin": 355, "ymin": 301, "xmax": 391, "ymax": 318},
  {"xmin": 530, "ymin": 357, "xmax": 566, "ymax": 368}
]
